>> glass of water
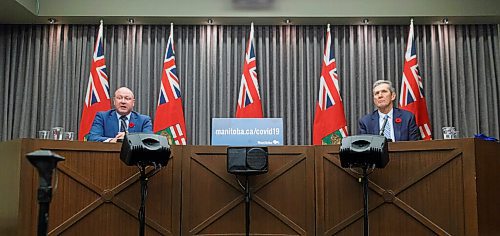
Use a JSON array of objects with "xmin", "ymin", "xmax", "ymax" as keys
[
  {"xmin": 442, "ymin": 127, "xmax": 458, "ymax": 139},
  {"xmin": 63, "ymin": 131, "xmax": 75, "ymax": 141},
  {"xmin": 38, "ymin": 130, "xmax": 50, "ymax": 139},
  {"xmin": 51, "ymin": 127, "xmax": 65, "ymax": 140}
]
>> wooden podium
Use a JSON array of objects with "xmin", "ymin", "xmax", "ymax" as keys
[
  {"xmin": 1, "ymin": 138, "xmax": 498, "ymax": 235},
  {"xmin": 315, "ymin": 138, "xmax": 500, "ymax": 235},
  {"xmin": 180, "ymin": 145, "xmax": 316, "ymax": 235},
  {"xmin": 0, "ymin": 139, "xmax": 181, "ymax": 236}
]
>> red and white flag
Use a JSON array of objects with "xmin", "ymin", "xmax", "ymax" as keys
[
  {"xmin": 78, "ymin": 21, "xmax": 111, "ymax": 141},
  {"xmin": 313, "ymin": 24, "xmax": 348, "ymax": 145},
  {"xmin": 236, "ymin": 23, "xmax": 263, "ymax": 118},
  {"xmin": 399, "ymin": 19, "xmax": 432, "ymax": 140},
  {"xmin": 153, "ymin": 23, "xmax": 187, "ymax": 145}
]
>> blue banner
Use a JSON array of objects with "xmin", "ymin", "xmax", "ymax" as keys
[{"xmin": 211, "ymin": 118, "xmax": 283, "ymax": 146}]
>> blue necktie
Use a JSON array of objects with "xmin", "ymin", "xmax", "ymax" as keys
[{"xmin": 383, "ymin": 114, "xmax": 391, "ymax": 140}]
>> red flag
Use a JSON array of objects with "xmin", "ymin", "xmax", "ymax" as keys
[
  {"xmin": 399, "ymin": 19, "xmax": 432, "ymax": 140},
  {"xmin": 313, "ymin": 24, "xmax": 348, "ymax": 145},
  {"xmin": 78, "ymin": 21, "xmax": 111, "ymax": 141},
  {"xmin": 153, "ymin": 23, "xmax": 187, "ymax": 145},
  {"xmin": 236, "ymin": 23, "xmax": 263, "ymax": 118}
]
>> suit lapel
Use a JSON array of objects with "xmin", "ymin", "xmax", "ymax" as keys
[
  {"xmin": 108, "ymin": 110, "xmax": 119, "ymax": 134},
  {"xmin": 370, "ymin": 111, "xmax": 380, "ymax": 135},
  {"xmin": 393, "ymin": 108, "xmax": 402, "ymax": 141},
  {"xmin": 129, "ymin": 112, "xmax": 138, "ymax": 132}
]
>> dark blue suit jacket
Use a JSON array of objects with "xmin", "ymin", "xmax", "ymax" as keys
[
  {"xmin": 87, "ymin": 109, "xmax": 153, "ymax": 142},
  {"xmin": 358, "ymin": 108, "xmax": 421, "ymax": 141}
]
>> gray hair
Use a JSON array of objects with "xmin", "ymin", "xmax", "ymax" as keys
[{"xmin": 373, "ymin": 80, "xmax": 396, "ymax": 93}]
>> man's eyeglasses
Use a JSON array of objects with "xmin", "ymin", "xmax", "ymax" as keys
[{"xmin": 115, "ymin": 96, "xmax": 133, "ymax": 101}]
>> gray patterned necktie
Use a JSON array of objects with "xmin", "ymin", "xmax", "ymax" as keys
[
  {"xmin": 383, "ymin": 114, "xmax": 391, "ymax": 139},
  {"xmin": 120, "ymin": 116, "xmax": 128, "ymax": 132}
]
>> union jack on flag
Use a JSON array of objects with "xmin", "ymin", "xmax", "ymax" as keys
[
  {"xmin": 313, "ymin": 24, "xmax": 348, "ymax": 145},
  {"xmin": 154, "ymin": 23, "xmax": 187, "ymax": 145},
  {"xmin": 317, "ymin": 38, "xmax": 339, "ymax": 111},
  {"xmin": 399, "ymin": 19, "xmax": 432, "ymax": 140},
  {"xmin": 236, "ymin": 23, "xmax": 263, "ymax": 118},
  {"xmin": 79, "ymin": 21, "xmax": 111, "ymax": 140},
  {"xmin": 158, "ymin": 30, "xmax": 181, "ymax": 105}
]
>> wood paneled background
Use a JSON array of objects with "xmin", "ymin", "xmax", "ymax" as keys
[{"xmin": 1, "ymin": 139, "xmax": 499, "ymax": 235}]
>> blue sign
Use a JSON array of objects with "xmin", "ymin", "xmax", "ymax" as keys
[{"xmin": 211, "ymin": 118, "xmax": 284, "ymax": 146}]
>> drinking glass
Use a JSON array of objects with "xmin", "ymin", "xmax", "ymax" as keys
[
  {"xmin": 51, "ymin": 127, "xmax": 64, "ymax": 140},
  {"xmin": 442, "ymin": 127, "xmax": 458, "ymax": 139},
  {"xmin": 63, "ymin": 131, "xmax": 75, "ymax": 141},
  {"xmin": 38, "ymin": 130, "xmax": 50, "ymax": 139}
]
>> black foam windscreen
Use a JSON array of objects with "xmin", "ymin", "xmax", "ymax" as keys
[
  {"xmin": 120, "ymin": 133, "xmax": 171, "ymax": 166},
  {"xmin": 339, "ymin": 135, "xmax": 389, "ymax": 168},
  {"xmin": 227, "ymin": 147, "xmax": 268, "ymax": 175}
]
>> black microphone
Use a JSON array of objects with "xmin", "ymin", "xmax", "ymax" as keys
[
  {"xmin": 120, "ymin": 119, "xmax": 128, "ymax": 133},
  {"xmin": 379, "ymin": 115, "xmax": 389, "ymax": 136}
]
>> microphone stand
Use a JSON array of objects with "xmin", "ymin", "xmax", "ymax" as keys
[
  {"xmin": 26, "ymin": 151, "xmax": 65, "ymax": 236},
  {"xmin": 360, "ymin": 164, "xmax": 373, "ymax": 236},
  {"xmin": 137, "ymin": 162, "xmax": 162, "ymax": 236}
]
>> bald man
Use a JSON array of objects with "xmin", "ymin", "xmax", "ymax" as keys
[{"xmin": 87, "ymin": 87, "xmax": 153, "ymax": 142}]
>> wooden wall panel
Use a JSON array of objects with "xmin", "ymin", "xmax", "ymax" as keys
[
  {"xmin": 314, "ymin": 139, "xmax": 494, "ymax": 236},
  {"xmin": 0, "ymin": 140, "xmax": 26, "ymax": 236},
  {"xmin": 2, "ymin": 138, "xmax": 499, "ymax": 235},
  {"xmin": 474, "ymin": 139, "xmax": 500, "ymax": 236},
  {"xmin": 2, "ymin": 139, "xmax": 181, "ymax": 236},
  {"xmin": 181, "ymin": 146, "xmax": 315, "ymax": 235}
]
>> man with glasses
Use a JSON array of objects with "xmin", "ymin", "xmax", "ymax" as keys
[{"xmin": 87, "ymin": 87, "xmax": 153, "ymax": 142}]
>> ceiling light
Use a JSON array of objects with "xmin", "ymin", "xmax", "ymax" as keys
[
  {"xmin": 442, "ymin": 18, "xmax": 449, "ymax": 24},
  {"xmin": 48, "ymin": 18, "xmax": 56, "ymax": 24},
  {"xmin": 284, "ymin": 19, "xmax": 291, "ymax": 24},
  {"xmin": 127, "ymin": 18, "xmax": 135, "ymax": 24},
  {"xmin": 208, "ymin": 19, "xmax": 214, "ymax": 24},
  {"xmin": 362, "ymin": 19, "xmax": 369, "ymax": 24}
]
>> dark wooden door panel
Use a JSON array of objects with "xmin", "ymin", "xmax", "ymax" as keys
[{"xmin": 181, "ymin": 146, "xmax": 315, "ymax": 235}]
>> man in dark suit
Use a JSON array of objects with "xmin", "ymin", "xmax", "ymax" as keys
[
  {"xmin": 87, "ymin": 87, "xmax": 153, "ymax": 142},
  {"xmin": 358, "ymin": 80, "xmax": 421, "ymax": 141}
]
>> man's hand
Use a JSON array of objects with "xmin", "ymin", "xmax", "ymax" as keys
[{"xmin": 110, "ymin": 132, "xmax": 126, "ymax": 143}]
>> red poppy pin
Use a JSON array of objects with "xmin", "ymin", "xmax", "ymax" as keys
[
  {"xmin": 395, "ymin": 118, "xmax": 402, "ymax": 123},
  {"xmin": 129, "ymin": 122, "xmax": 135, "ymax": 128}
]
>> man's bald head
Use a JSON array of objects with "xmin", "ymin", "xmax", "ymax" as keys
[{"xmin": 113, "ymin": 87, "xmax": 135, "ymax": 116}]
